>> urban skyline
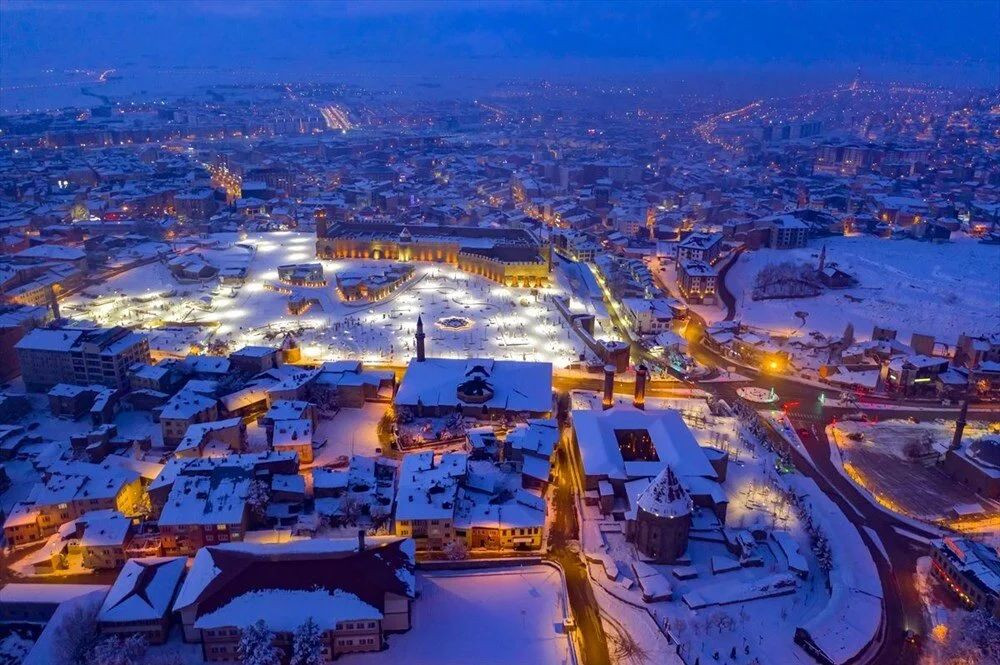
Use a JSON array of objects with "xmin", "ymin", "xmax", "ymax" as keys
[{"xmin": 0, "ymin": 3, "xmax": 997, "ymax": 665}]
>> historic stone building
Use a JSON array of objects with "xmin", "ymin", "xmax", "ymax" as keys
[
  {"xmin": 629, "ymin": 467, "xmax": 693, "ymax": 564},
  {"xmin": 316, "ymin": 222, "xmax": 550, "ymax": 287}
]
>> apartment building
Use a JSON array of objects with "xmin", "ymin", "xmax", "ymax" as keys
[{"xmin": 16, "ymin": 326, "xmax": 149, "ymax": 392}]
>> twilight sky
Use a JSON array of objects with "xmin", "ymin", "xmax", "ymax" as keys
[{"xmin": 1, "ymin": 0, "xmax": 998, "ymax": 91}]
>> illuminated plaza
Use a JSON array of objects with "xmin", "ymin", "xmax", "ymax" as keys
[{"xmin": 61, "ymin": 232, "xmax": 593, "ymax": 367}]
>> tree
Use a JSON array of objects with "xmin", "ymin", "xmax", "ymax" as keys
[
  {"xmin": 443, "ymin": 539, "xmax": 469, "ymax": 560},
  {"xmin": 340, "ymin": 495, "xmax": 364, "ymax": 526},
  {"xmin": 90, "ymin": 634, "xmax": 148, "ymax": 665},
  {"xmin": 52, "ymin": 601, "xmax": 101, "ymax": 665},
  {"xmin": 238, "ymin": 620, "xmax": 281, "ymax": 665},
  {"xmin": 118, "ymin": 487, "xmax": 152, "ymax": 518},
  {"xmin": 246, "ymin": 479, "xmax": 271, "ymax": 523},
  {"xmin": 753, "ymin": 261, "xmax": 820, "ymax": 299},
  {"xmin": 291, "ymin": 617, "xmax": 323, "ymax": 665},
  {"xmin": 926, "ymin": 609, "xmax": 1000, "ymax": 665}
]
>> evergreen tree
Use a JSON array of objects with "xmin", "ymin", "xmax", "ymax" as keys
[
  {"xmin": 238, "ymin": 620, "xmax": 281, "ymax": 665},
  {"xmin": 291, "ymin": 617, "xmax": 323, "ymax": 665}
]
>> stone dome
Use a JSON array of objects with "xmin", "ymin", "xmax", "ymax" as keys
[{"xmin": 637, "ymin": 467, "xmax": 692, "ymax": 518}]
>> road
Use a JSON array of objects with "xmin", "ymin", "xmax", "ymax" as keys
[
  {"xmin": 642, "ymin": 260, "xmax": 958, "ymax": 662},
  {"xmin": 701, "ymin": 373, "xmax": 978, "ymax": 663},
  {"xmin": 549, "ymin": 442, "xmax": 612, "ymax": 665},
  {"xmin": 798, "ymin": 426, "xmax": 929, "ymax": 660}
]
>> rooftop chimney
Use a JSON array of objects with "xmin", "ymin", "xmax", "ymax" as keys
[
  {"xmin": 602, "ymin": 364, "xmax": 616, "ymax": 410},
  {"xmin": 358, "ymin": 528, "xmax": 366, "ymax": 552},
  {"xmin": 633, "ymin": 364, "xmax": 648, "ymax": 410}
]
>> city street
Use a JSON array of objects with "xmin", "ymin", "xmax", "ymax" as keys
[{"xmin": 549, "ymin": 443, "xmax": 612, "ymax": 665}]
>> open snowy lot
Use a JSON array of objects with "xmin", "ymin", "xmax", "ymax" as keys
[
  {"xmin": 63, "ymin": 232, "xmax": 592, "ymax": 367},
  {"xmin": 354, "ymin": 566, "xmax": 572, "ymax": 665},
  {"xmin": 829, "ymin": 419, "xmax": 997, "ymax": 521},
  {"xmin": 726, "ymin": 234, "xmax": 1000, "ymax": 344}
]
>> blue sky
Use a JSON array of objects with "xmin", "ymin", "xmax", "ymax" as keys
[{"xmin": 2, "ymin": 1, "xmax": 997, "ymax": 89}]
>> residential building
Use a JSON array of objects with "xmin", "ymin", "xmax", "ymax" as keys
[
  {"xmin": 16, "ymin": 326, "xmax": 150, "ymax": 392},
  {"xmin": 677, "ymin": 260, "xmax": 718, "ymax": 304},
  {"xmin": 160, "ymin": 390, "xmax": 219, "ymax": 446},
  {"xmin": 676, "ymin": 232, "xmax": 723, "ymax": 265},
  {"xmin": 97, "ymin": 557, "xmax": 187, "ymax": 644},
  {"xmin": 2, "ymin": 461, "xmax": 143, "ymax": 546},
  {"xmin": 172, "ymin": 537, "xmax": 416, "ymax": 662}
]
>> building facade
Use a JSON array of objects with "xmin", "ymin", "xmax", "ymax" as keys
[{"xmin": 16, "ymin": 327, "xmax": 150, "ymax": 392}]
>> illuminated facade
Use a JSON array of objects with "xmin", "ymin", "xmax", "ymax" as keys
[{"xmin": 317, "ymin": 222, "xmax": 550, "ymax": 288}]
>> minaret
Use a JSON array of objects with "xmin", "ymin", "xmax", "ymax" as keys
[
  {"xmin": 415, "ymin": 316, "xmax": 426, "ymax": 362},
  {"xmin": 633, "ymin": 364, "xmax": 648, "ymax": 410},
  {"xmin": 602, "ymin": 364, "xmax": 615, "ymax": 410},
  {"xmin": 951, "ymin": 392, "xmax": 970, "ymax": 450}
]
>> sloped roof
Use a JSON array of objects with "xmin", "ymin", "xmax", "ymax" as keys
[{"xmin": 174, "ymin": 537, "xmax": 416, "ymax": 623}]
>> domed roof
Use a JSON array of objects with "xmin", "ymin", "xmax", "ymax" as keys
[
  {"xmin": 968, "ymin": 436, "xmax": 1000, "ymax": 470},
  {"xmin": 637, "ymin": 467, "xmax": 692, "ymax": 518}
]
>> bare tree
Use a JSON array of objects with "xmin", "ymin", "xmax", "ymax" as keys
[{"xmin": 52, "ymin": 601, "xmax": 101, "ymax": 665}]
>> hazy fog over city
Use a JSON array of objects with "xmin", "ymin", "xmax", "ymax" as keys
[{"xmin": 2, "ymin": 0, "xmax": 998, "ymax": 110}]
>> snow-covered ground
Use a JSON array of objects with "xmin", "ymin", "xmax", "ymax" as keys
[
  {"xmin": 312, "ymin": 403, "xmax": 389, "ymax": 465},
  {"xmin": 63, "ymin": 232, "xmax": 601, "ymax": 368},
  {"xmin": 726, "ymin": 234, "xmax": 1000, "ymax": 345},
  {"xmin": 354, "ymin": 566, "xmax": 572, "ymax": 665}
]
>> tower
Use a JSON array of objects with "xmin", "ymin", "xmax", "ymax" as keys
[
  {"xmin": 632, "ymin": 466, "xmax": 693, "ymax": 564},
  {"xmin": 602, "ymin": 364, "xmax": 615, "ymax": 410},
  {"xmin": 415, "ymin": 316, "xmax": 426, "ymax": 362},
  {"xmin": 951, "ymin": 392, "xmax": 970, "ymax": 451},
  {"xmin": 633, "ymin": 364, "xmax": 648, "ymax": 410}
]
